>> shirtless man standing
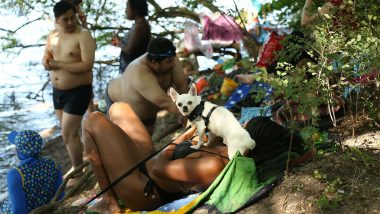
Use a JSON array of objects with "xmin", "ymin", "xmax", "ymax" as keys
[
  {"xmin": 42, "ymin": 1, "xmax": 96, "ymax": 178},
  {"xmin": 105, "ymin": 38, "xmax": 189, "ymax": 134}
]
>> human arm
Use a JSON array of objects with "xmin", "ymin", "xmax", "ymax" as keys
[
  {"xmin": 119, "ymin": 21, "xmax": 149, "ymax": 56},
  {"xmin": 151, "ymin": 149, "xmax": 226, "ymax": 187},
  {"xmin": 42, "ymin": 33, "xmax": 53, "ymax": 71},
  {"xmin": 7, "ymin": 168, "xmax": 27, "ymax": 214},
  {"xmin": 48, "ymin": 30, "xmax": 96, "ymax": 73},
  {"xmin": 171, "ymin": 126, "xmax": 197, "ymax": 144},
  {"xmin": 134, "ymin": 70, "xmax": 181, "ymax": 114},
  {"xmin": 172, "ymin": 56, "xmax": 190, "ymax": 94},
  {"xmin": 77, "ymin": 10, "xmax": 88, "ymax": 29}
]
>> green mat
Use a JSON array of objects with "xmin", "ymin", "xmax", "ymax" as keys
[{"xmin": 180, "ymin": 151, "xmax": 299, "ymax": 213}]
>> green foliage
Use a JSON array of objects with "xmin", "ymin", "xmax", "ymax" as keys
[
  {"xmin": 183, "ymin": 0, "xmax": 199, "ymax": 9},
  {"xmin": 314, "ymin": 172, "xmax": 344, "ymax": 210},
  {"xmin": 1, "ymin": 34, "xmax": 20, "ymax": 51},
  {"xmin": 261, "ymin": 0, "xmax": 305, "ymax": 27},
  {"xmin": 344, "ymin": 147, "xmax": 374, "ymax": 167},
  {"xmin": 316, "ymin": 191, "xmax": 343, "ymax": 210},
  {"xmin": 270, "ymin": 0, "xmax": 379, "ymax": 124},
  {"xmin": 96, "ymin": 31, "xmax": 114, "ymax": 47}
]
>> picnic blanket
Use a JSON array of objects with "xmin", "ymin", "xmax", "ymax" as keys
[{"xmin": 224, "ymin": 82, "xmax": 273, "ymax": 110}]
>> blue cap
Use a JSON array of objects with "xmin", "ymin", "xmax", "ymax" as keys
[{"xmin": 8, "ymin": 130, "xmax": 43, "ymax": 157}]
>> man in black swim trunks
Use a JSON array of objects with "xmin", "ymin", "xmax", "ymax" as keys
[{"xmin": 42, "ymin": 1, "xmax": 96, "ymax": 180}]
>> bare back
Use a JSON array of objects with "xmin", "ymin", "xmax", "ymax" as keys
[
  {"xmin": 108, "ymin": 54, "xmax": 187, "ymax": 121},
  {"xmin": 44, "ymin": 26, "xmax": 95, "ymax": 90}
]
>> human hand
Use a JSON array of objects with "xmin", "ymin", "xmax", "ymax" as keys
[
  {"xmin": 111, "ymin": 31, "xmax": 120, "ymax": 46},
  {"xmin": 43, "ymin": 58, "xmax": 52, "ymax": 71},
  {"xmin": 78, "ymin": 11, "xmax": 87, "ymax": 23},
  {"xmin": 48, "ymin": 60, "xmax": 60, "ymax": 70}
]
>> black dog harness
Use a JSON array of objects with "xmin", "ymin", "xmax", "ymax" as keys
[{"xmin": 188, "ymin": 101, "xmax": 218, "ymax": 128}]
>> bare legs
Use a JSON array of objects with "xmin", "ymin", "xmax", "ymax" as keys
[
  {"xmin": 55, "ymin": 110, "xmax": 84, "ymax": 174},
  {"xmin": 82, "ymin": 102, "xmax": 159, "ymax": 212},
  {"xmin": 82, "ymin": 126, "xmax": 120, "ymax": 213}
]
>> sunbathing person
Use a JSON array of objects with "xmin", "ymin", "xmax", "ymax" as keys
[{"xmin": 82, "ymin": 102, "xmax": 304, "ymax": 213}]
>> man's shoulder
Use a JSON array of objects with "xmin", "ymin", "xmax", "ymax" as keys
[
  {"xmin": 127, "ymin": 58, "xmax": 150, "ymax": 74},
  {"xmin": 47, "ymin": 29, "xmax": 58, "ymax": 37},
  {"xmin": 127, "ymin": 65, "xmax": 150, "ymax": 78},
  {"xmin": 78, "ymin": 27, "xmax": 93, "ymax": 37}
]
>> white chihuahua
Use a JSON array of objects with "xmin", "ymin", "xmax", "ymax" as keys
[{"xmin": 169, "ymin": 83, "xmax": 256, "ymax": 159}]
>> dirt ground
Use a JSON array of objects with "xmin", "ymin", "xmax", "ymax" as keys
[{"xmin": 40, "ymin": 112, "xmax": 380, "ymax": 214}]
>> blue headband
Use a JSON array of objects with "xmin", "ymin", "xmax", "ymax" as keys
[{"xmin": 148, "ymin": 49, "xmax": 176, "ymax": 59}]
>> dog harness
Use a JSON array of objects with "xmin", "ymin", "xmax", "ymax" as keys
[{"xmin": 188, "ymin": 101, "xmax": 218, "ymax": 128}]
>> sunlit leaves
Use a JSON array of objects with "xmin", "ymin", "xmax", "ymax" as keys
[{"xmin": 1, "ymin": 34, "xmax": 20, "ymax": 51}]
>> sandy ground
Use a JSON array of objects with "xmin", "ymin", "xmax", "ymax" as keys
[{"xmin": 39, "ymin": 112, "xmax": 380, "ymax": 214}]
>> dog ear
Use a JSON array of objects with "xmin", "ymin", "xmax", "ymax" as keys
[
  {"xmin": 189, "ymin": 83, "xmax": 197, "ymax": 96},
  {"xmin": 169, "ymin": 87, "xmax": 178, "ymax": 102}
]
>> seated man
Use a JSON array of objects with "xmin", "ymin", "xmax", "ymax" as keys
[
  {"xmin": 105, "ymin": 37, "xmax": 189, "ymax": 134},
  {"xmin": 82, "ymin": 102, "xmax": 305, "ymax": 213}
]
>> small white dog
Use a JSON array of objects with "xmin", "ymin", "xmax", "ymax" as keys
[{"xmin": 169, "ymin": 83, "xmax": 256, "ymax": 159}]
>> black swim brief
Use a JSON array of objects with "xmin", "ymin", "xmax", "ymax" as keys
[
  {"xmin": 53, "ymin": 84, "xmax": 92, "ymax": 115},
  {"xmin": 139, "ymin": 163, "xmax": 187, "ymax": 204}
]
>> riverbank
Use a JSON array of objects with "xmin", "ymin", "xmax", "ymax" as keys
[{"xmin": 41, "ymin": 112, "xmax": 380, "ymax": 214}]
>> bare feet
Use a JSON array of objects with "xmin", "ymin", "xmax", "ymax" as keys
[
  {"xmin": 86, "ymin": 197, "xmax": 121, "ymax": 214},
  {"xmin": 64, "ymin": 167, "xmax": 85, "ymax": 188},
  {"xmin": 66, "ymin": 176, "xmax": 82, "ymax": 188},
  {"xmin": 64, "ymin": 166, "xmax": 84, "ymax": 179}
]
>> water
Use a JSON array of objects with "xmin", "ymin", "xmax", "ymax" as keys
[{"xmin": 0, "ymin": 43, "xmax": 120, "ymax": 201}]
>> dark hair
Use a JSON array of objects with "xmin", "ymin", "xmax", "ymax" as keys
[
  {"xmin": 147, "ymin": 38, "xmax": 176, "ymax": 62},
  {"xmin": 64, "ymin": 0, "xmax": 82, "ymax": 5},
  {"xmin": 128, "ymin": 0, "xmax": 148, "ymax": 16},
  {"xmin": 72, "ymin": 0, "xmax": 83, "ymax": 5},
  {"xmin": 54, "ymin": 1, "xmax": 75, "ymax": 18}
]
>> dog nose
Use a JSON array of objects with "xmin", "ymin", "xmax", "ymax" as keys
[{"xmin": 183, "ymin": 106, "xmax": 188, "ymax": 112}]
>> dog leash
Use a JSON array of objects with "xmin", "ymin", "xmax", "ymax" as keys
[{"xmin": 79, "ymin": 125, "xmax": 192, "ymax": 210}]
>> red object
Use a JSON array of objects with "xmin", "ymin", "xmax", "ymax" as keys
[
  {"xmin": 351, "ymin": 70, "xmax": 378, "ymax": 86},
  {"xmin": 195, "ymin": 76, "xmax": 209, "ymax": 94},
  {"xmin": 256, "ymin": 32, "xmax": 285, "ymax": 68}
]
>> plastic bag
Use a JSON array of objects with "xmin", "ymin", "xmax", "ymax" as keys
[{"xmin": 184, "ymin": 21, "xmax": 213, "ymax": 58}]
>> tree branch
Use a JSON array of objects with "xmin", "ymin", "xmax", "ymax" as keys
[
  {"xmin": 147, "ymin": 0, "xmax": 162, "ymax": 11},
  {"xmin": 197, "ymin": 0, "xmax": 220, "ymax": 13},
  {"xmin": 0, "ymin": 17, "xmax": 43, "ymax": 34},
  {"xmin": 153, "ymin": 6, "xmax": 200, "ymax": 22},
  {"xmin": 91, "ymin": 26, "xmax": 130, "ymax": 31}
]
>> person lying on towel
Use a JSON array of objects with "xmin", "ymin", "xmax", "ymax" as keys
[{"xmin": 83, "ymin": 102, "xmax": 304, "ymax": 213}]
